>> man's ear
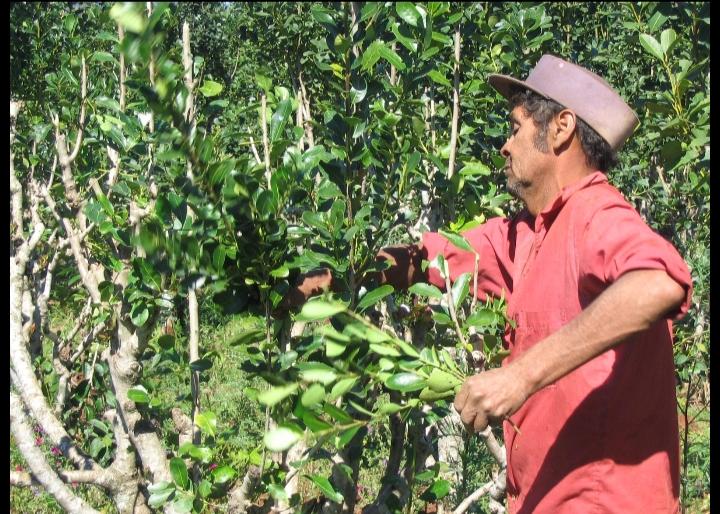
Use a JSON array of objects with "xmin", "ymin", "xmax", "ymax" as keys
[{"xmin": 551, "ymin": 109, "xmax": 577, "ymax": 150}]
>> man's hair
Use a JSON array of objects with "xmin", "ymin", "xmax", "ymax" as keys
[{"xmin": 508, "ymin": 87, "xmax": 618, "ymax": 172}]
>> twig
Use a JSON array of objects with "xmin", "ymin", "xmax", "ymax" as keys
[
  {"xmin": 261, "ymin": 93, "xmax": 271, "ymax": 187},
  {"xmin": 10, "ymin": 390, "xmax": 100, "ymax": 514},
  {"xmin": 453, "ymin": 480, "xmax": 494, "ymax": 514},
  {"xmin": 249, "ymin": 135, "xmax": 262, "ymax": 165}
]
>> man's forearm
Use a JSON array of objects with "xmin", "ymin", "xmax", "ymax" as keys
[
  {"xmin": 510, "ymin": 269, "xmax": 686, "ymax": 395},
  {"xmin": 376, "ymin": 243, "xmax": 427, "ymax": 290}
]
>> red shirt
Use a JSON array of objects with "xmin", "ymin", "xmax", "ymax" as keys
[{"xmin": 422, "ymin": 172, "xmax": 692, "ymax": 513}]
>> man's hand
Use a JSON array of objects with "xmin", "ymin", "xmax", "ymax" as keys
[
  {"xmin": 453, "ymin": 365, "xmax": 531, "ymax": 433},
  {"xmin": 273, "ymin": 268, "xmax": 334, "ymax": 316},
  {"xmin": 376, "ymin": 244, "xmax": 426, "ymax": 290}
]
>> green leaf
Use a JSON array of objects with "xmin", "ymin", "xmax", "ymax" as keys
[
  {"xmin": 392, "ymin": 22, "xmax": 417, "ymax": 52},
  {"xmin": 258, "ymin": 383, "xmax": 299, "ymax": 407},
  {"xmin": 264, "ymin": 425, "xmax": 302, "ymax": 452},
  {"xmin": 432, "ymin": 311, "xmax": 452, "ymax": 325},
  {"xmin": 408, "ymin": 282, "xmax": 444, "ymax": 300},
  {"xmin": 451, "ymin": 272, "xmax": 472, "ymax": 309},
  {"xmin": 460, "ymin": 160, "xmax": 491, "ymax": 176},
  {"xmin": 199, "ymin": 80, "xmax": 223, "ymax": 97},
  {"xmin": 171, "ymin": 494, "xmax": 194, "ymax": 513},
  {"xmin": 198, "ymin": 480, "xmax": 212, "ymax": 498},
  {"xmin": 296, "ymin": 300, "xmax": 347, "ymax": 321},
  {"xmin": 148, "ymin": 481, "xmax": 174, "ymax": 494},
  {"xmin": 639, "ymin": 34, "xmax": 665, "ymax": 62},
  {"xmin": 209, "ymin": 159, "xmax": 235, "ymax": 185},
  {"xmin": 148, "ymin": 487, "xmax": 175, "ymax": 508},
  {"xmin": 439, "ymin": 229, "xmax": 475, "ymax": 253},
  {"xmin": 646, "ymin": 11, "xmax": 668, "ymax": 32},
  {"xmin": 361, "ymin": 40, "xmax": 385, "ymax": 71},
  {"xmin": 328, "ymin": 377, "xmax": 358, "ymax": 402},
  {"xmin": 307, "ymin": 475, "xmax": 344, "ymax": 503},
  {"xmin": 427, "ymin": 368, "xmax": 462, "ymax": 393},
  {"xmin": 369, "ymin": 343, "xmax": 402, "ymax": 357},
  {"xmin": 336, "ymin": 425, "xmax": 361, "ymax": 447},
  {"xmin": 350, "ymin": 77, "xmax": 368, "ymax": 104},
  {"xmin": 130, "ymin": 302, "xmax": 149, "ymax": 327},
  {"xmin": 270, "ymin": 99, "xmax": 293, "ymax": 143},
  {"xmin": 385, "ymin": 372, "xmax": 426, "ymax": 392},
  {"xmin": 301, "ymin": 383, "xmax": 326, "ymax": 407},
  {"xmin": 395, "ymin": 340, "xmax": 420, "ymax": 358},
  {"xmin": 127, "ymin": 385, "xmax": 150, "ymax": 404},
  {"xmin": 92, "ymin": 51, "xmax": 117, "ymax": 64},
  {"xmin": 195, "ymin": 411, "xmax": 218, "ymax": 438},
  {"xmin": 169, "ymin": 457, "xmax": 190, "ymax": 490},
  {"xmin": 379, "ymin": 45, "xmax": 406, "ymax": 71},
  {"xmin": 396, "ymin": 2, "xmax": 421, "ymax": 27},
  {"xmin": 109, "ymin": 3, "xmax": 146, "ymax": 33},
  {"xmin": 311, "ymin": 6, "xmax": 335, "ymax": 26},
  {"xmin": 427, "ymin": 69, "xmax": 451, "ymax": 87},
  {"xmin": 466, "ymin": 308, "xmax": 497, "ymax": 327},
  {"xmin": 255, "ymin": 73, "xmax": 272, "ymax": 93},
  {"xmin": 297, "ymin": 363, "xmax": 338, "ymax": 385},
  {"xmin": 420, "ymin": 478, "xmax": 451, "ymax": 501},
  {"xmin": 323, "ymin": 403, "xmax": 353, "ymax": 423},
  {"xmin": 302, "ymin": 410, "xmax": 332, "ymax": 433},
  {"xmin": 212, "ymin": 466, "xmax": 236, "ymax": 485},
  {"xmin": 357, "ymin": 285, "xmax": 395, "ymax": 311},
  {"xmin": 378, "ymin": 402, "xmax": 405, "ymax": 415},
  {"xmin": 660, "ymin": 28, "xmax": 677, "ymax": 54},
  {"xmin": 63, "ymin": 13, "xmax": 78, "ymax": 33},
  {"xmin": 190, "ymin": 358, "xmax": 213, "ymax": 372}
]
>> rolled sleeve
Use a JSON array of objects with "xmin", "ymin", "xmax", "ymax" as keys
[
  {"xmin": 421, "ymin": 217, "xmax": 513, "ymax": 301},
  {"xmin": 580, "ymin": 202, "xmax": 693, "ymax": 320}
]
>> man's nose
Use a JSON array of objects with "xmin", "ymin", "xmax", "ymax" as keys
[{"xmin": 500, "ymin": 140, "xmax": 510, "ymax": 158}]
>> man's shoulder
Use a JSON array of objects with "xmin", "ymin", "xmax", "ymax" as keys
[{"xmin": 568, "ymin": 178, "xmax": 636, "ymax": 218}]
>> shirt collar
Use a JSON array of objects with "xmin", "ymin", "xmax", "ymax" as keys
[{"xmin": 535, "ymin": 171, "xmax": 608, "ymax": 231}]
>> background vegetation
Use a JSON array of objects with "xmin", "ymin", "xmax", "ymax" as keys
[{"xmin": 10, "ymin": 2, "xmax": 709, "ymax": 513}]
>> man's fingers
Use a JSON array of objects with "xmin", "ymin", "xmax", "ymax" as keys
[
  {"xmin": 459, "ymin": 405, "xmax": 478, "ymax": 428},
  {"xmin": 453, "ymin": 383, "xmax": 470, "ymax": 413},
  {"xmin": 473, "ymin": 412, "xmax": 489, "ymax": 433}
]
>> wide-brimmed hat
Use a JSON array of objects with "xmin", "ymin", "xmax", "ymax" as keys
[{"xmin": 488, "ymin": 54, "xmax": 639, "ymax": 151}]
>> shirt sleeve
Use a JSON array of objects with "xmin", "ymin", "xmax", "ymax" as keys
[
  {"xmin": 421, "ymin": 217, "xmax": 513, "ymax": 302},
  {"xmin": 579, "ymin": 200, "xmax": 693, "ymax": 320}
]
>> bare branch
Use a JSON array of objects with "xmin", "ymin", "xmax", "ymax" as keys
[
  {"xmin": 478, "ymin": 426, "xmax": 506, "ymax": 467},
  {"xmin": 182, "ymin": 21, "xmax": 195, "ymax": 125},
  {"xmin": 52, "ymin": 115, "xmax": 83, "ymax": 210},
  {"xmin": 261, "ymin": 93, "xmax": 271, "ymax": 187},
  {"xmin": 447, "ymin": 23, "xmax": 462, "ymax": 181},
  {"xmin": 227, "ymin": 466, "xmax": 261, "ymax": 514},
  {"xmin": 453, "ymin": 480, "xmax": 495, "ymax": 514},
  {"xmin": 67, "ymin": 56, "xmax": 88, "ymax": 163},
  {"xmin": 10, "ymin": 390, "xmax": 100, "ymax": 514},
  {"xmin": 10, "ymin": 100, "xmax": 24, "ymax": 239},
  {"xmin": 298, "ymin": 72, "xmax": 314, "ymax": 147},
  {"xmin": 249, "ymin": 135, "xmax": 262, "ymax": 165}
]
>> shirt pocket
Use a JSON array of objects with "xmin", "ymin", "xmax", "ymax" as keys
[{"xmin": 512, "ymin": 309, "xmax": 571, "ymax": 354}]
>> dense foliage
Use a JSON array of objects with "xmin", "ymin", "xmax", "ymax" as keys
[{"xmin": 10, "ymin": 2, "xmax": 709, "ymax": 513}]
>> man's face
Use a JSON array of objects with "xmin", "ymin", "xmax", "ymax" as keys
[{"xmin": 500, "ymin": 106, "xmax": 553, "ymax": 204}]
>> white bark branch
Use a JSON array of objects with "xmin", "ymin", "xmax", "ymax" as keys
[
  {"xmin": 10, "ymin": 390, "xmax": 100, "ymax": 514},
  {"xmin": 67, "ymin": 56, "xmax": 88, "ymax": 163},
  {"xmin": 453, "ymin": 480, "xmax": 495, "ymax": 514},
  {"xmin": 261, "ymin": 93, "xmax": 271, "ymax": 187},
  {"xmin": 447, "ymin": 23, "xmax": 461, "ymax": 181}
]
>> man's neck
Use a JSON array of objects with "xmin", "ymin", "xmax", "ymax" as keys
[{"xmin": 526, "ymin": 155, "xmax": 595, "ymax": 217}]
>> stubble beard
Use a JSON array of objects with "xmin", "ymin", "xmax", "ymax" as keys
[{"xmin": 505, "ymin": 170, "xmax": 531, "ymax": 203}]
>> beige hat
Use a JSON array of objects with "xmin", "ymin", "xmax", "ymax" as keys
[{"xmin": 488, "ymin": 54, "xmax": 639, "ymax": 150}]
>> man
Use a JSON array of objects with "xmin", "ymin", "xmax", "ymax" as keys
[{"xmin": 284, "ymin": 55, "xmax": 692, "ymax": 513}]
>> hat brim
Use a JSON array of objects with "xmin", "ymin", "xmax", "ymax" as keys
[{"xmin": 488, "ymin": 74, "xmax": 552, "ymax": 104}]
